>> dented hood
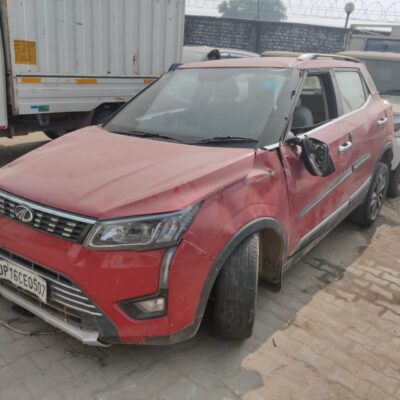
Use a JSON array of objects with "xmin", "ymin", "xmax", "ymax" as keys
[{"xmin": 0, "ymin": 127, "xmax": 255, "ymax": 218}]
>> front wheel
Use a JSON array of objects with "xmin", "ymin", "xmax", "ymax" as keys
[
  {"xmin": 350, "ymin": 162, "xmax": 389, "ymax": 227},
  {"xmin": 213, "ymin": 233, "xmax": 259, "ymax": 339}
]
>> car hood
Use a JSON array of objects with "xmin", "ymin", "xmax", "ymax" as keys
[{"xmin": 0, "ymin": 126, "xmax": 256, "ymax": 219}]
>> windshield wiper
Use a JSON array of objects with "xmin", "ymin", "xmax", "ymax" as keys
[
  {"xmin": 115, "ymin": 130, "xmax": 185, "ymax": 143},
  {"xmin": 195, "ymin": 136, "xmax": 258, "ymax": 145}
]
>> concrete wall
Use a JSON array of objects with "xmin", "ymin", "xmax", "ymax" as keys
[{"xmin": 184, "ymin": 15, "xmax": 347, "ymax": 54}]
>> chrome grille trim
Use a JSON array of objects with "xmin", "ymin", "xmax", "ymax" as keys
[
  {"xmin": 0, "ymin": 189, "xmax": 96, "ymax": 224},
  {"xmin": 0, "ymin": 189, "xmax": 96, "ymax": 243},
  {"xmin": 0, "ymin": 249, "xmax": 103, "ymax": 318},
  {"xmin": 51, "ymin": 286, "xmax": 89, "ymax": 300},
  {"xmin": 52, "ymin": 297, "xmax": 102, "ymax": 316}
]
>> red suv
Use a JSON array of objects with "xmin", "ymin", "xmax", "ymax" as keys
[{"xmin": 0, "ymin": 54, "xmax": 393, "ymax": 346}]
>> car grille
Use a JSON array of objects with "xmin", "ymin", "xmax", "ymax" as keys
[
  {"xmin": 0, "ymin": 190, "xmax": 95, "ymax": 243},
  {"xmin": 0, "ymin": 249, "xmax": 103, "ymax": 325}
]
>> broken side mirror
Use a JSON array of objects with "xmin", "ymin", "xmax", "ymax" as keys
[
  {"xmin": 289, "ymin": 135, "xmax": 335, "ymax": 177},
  {"xmin": 301, "ymin": 136, "xmax": 335, "ymax": 177}
]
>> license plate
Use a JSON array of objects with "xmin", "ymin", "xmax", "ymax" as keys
[{"xmin": 0, "ymin": 258, "xmax": 47, "ymax": 303}]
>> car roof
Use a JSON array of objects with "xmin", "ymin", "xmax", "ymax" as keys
[
  {"xmin": 180, "ymin": 56, "xmax": 363, "ymax": 70},
  {"xmin": 339, "ymin": 51, "xmax": 400, "ymax": 62}
]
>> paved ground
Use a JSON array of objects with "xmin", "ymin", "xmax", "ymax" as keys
[{"xmin": 0, "ymin": 133, "xmax": 399, "ymax": 400}]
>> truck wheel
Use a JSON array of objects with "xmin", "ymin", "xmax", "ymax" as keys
[
  {"xmin": 350, "ymin": 162, "xmax": 389, "ymax": 227},
  {"xmin": 44, "ymin": 131, "xmax": 60, "ymax": 140},
  {"xmin": 387, "ymin": 164, "xmax": 400, "ymax": 198},
  {"xmin": 213, "ymin": 233, "xmax": 259, "ymax": 339}
]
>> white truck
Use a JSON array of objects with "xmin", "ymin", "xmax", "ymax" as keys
[{"xmin": 0, "ymin": 0, "xmax": 185, "ymax": 139}]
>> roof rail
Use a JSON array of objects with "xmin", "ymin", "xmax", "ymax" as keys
[{"xmin": 297, "ymin": 53, "xmax": 363, "ymax": 63}]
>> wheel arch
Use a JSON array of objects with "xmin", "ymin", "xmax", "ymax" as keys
[
  {"xmin": 186, "ymin": 218, "xmax": 286, "ymax": 338},
  {"xmin": 379, "ymin": 142, "xmax": 393, "ymax": 170}
]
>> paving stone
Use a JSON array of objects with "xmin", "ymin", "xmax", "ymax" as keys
[
  {"xmin": 0, "ymin": 381, "xmax": 35, "ymax": 400},
  {"xmin": 23, "ymin": 361, "xmax": 73, "ymax": 399},
  {"xmin": 369, "ymin": 284, "xmax": 394, "ymax": 300}
]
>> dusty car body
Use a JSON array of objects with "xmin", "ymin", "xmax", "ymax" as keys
[{"xmin": 0, "ymin": 54, "xmax": 393, "ymax": 346}]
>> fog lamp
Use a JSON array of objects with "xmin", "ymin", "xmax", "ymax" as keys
[
  {"xmin": 119, "ymin": 296, "xmax": 166, "ymax": 319},
  {"xmin": 136, "ymin": 297, "xmax": 165, "ymax": 314}
]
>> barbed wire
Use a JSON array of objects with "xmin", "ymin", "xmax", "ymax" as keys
[{"xmin": 186, "ymin": 0, "xmax": 400, "ymax": 22}]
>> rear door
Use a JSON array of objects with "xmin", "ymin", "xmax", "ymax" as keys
[
  {"xmin": 279, "ymin": 71, "xmax": 354, "ymax": 256},
  {"xmin": 332, "ymin": 69, "xmax": 389, "ymax": 197}
]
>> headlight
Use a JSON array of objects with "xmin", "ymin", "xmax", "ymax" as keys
[{"xmin": 85, "ymin": 204, "xmax": 201, "ymax": 251}]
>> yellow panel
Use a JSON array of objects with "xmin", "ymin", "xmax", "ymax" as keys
[
  {"xmin": 14, "ymin": 40, "xmax": 37, "ymax": 65},
  {"xmin": 144, "ymin": 78, "xmax": 156, "ymax": 85},
  {"xmin": 20, "ymin": 77, "xmax": 42, "ymax": 84},
  {"xmin": 76, "ymin": 78, "xmax": 98, "ymax": 85}
]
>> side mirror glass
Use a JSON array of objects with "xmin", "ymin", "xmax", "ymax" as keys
[
  {"xmin": 300, "ymin": 137, "xmax": 335, "ymax": 177},
  {"xmin": 296, "ymin": 136, "xmax": 335, "ymax": 177}
]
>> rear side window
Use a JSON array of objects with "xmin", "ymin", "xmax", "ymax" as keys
[{"xmin": 335, "ymin": 71, "xmax": 367, "ymax": 114}]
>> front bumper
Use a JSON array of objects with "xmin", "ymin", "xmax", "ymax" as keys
[
  {"xmin": 0, "ymin": 211, "xmax": 216, "ymax": 345},
  {"xmin": 0, "ymin": 284, "xmax": 106, "ymax": 346}
]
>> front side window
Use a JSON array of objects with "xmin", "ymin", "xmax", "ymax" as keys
[
  {"xmin": 335, "ymin": 71, "xmax": 367, "ymax": 114},
  {"xmin": 291, "ymin": 73, "xmax": 337, "ymax": 134},
  {"xmin": 104, "ymin": 67, "xmax": 294, "ymax": 146}
]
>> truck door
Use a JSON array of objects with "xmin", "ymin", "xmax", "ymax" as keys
[{"xmin": 0, "ymin": 27, "xmax": 7, "ymax": 129}]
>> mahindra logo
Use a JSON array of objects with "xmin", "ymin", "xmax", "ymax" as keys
[{"xmin": 15, "ymin": 204, "xmax": 34, "ymax": 223}]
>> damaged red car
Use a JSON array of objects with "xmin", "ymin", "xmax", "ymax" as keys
[{"xmin": 0, "ymin": 54, "xmax": 393, "ymax": 345}]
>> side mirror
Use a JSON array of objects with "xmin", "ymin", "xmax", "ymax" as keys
[
  {"xmin": 290, "ymin": 136, "xmax": 335, "ymax": 177},
  {"xmin": 301, "ymin": 136, "xmax": 335, "ymax": 177}
]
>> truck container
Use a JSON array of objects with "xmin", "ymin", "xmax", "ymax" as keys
[{"xmin": 0, "ymin": 0, "xmax": 185, "ymax": 138}]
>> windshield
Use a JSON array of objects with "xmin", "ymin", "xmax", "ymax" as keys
[
  {"xmin": 104, "ymin": 67, "xmax": 293, "ymax": 146},
  {"xmin": 361, "ymin": 59, "xmax": 400, "ymax": 94}
]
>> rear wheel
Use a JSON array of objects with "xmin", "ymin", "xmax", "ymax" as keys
[
  {"xmin": 387, "ymin": 164, "xmax": 400, "ymax": 198},
  {"xmin": 213, "ymin": 233, "xmax": 259, "ymax": 339},
  {"xmin": 44, "ymin": 131, "xmax": 60, "ymax": 140},
  {"xmin": 350, "ymin": 162, "xmax": 389, "ymax": 226}
]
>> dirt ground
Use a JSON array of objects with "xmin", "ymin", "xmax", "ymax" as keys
[{"xmin": 0, "ymin": 132, "xmax": 399, "ymax": 400}]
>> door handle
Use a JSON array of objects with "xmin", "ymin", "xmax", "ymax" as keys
[
  {"xmin": 338, "ymin": 141, "xmax": 353, "ymax": 153},
  {"xmin": 378, "ymin": 117, "xmax": 388, "ymax": 126}
]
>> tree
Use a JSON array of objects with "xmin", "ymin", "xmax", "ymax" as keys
[{"xmin": 219, "ymin": 0, "xmax": 287, "ymax": 21}]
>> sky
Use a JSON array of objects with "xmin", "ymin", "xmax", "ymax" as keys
[{"xmin": 186, "ymin": 0, "xmax": 400, "ymax": 27}]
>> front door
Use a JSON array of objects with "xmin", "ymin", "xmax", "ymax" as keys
[{"xmin": 279, "ymin": 71, "xmax": 355, "ymax": 256}]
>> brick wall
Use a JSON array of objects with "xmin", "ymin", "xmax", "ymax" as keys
[{"xmin": 184, "ymin": 15, "xmax": 347, "ymax": 54}]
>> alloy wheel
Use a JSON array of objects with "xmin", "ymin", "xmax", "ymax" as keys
[{"xmin": 370, "ymin": 171, "xmax": 387, "ymax": 221}]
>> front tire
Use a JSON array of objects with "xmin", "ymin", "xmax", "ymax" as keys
[
  {"xmin": 213, "ymin": 233, "xmax": 259, "ymax": 339},
  {"xmin": 350, "ymin": 162, "xmax": 389, "ymax": 227}
]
